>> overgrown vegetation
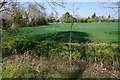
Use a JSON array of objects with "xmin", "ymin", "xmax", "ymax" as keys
[
  {"xmin": 2, "ymin": 23, "xmax": 120, "ymax": 78},
  {"xmin": 2, "ymin": 40, "xmax": 120, "ymax": 78},
  {"xmin": 2, "ymin": 38, "xmax": 120, "ymax": 67}
]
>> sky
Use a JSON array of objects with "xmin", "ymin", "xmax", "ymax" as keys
[
  {"xmin": 18, "ymin": 0, "xmax": 119, "ymax": 2},
  {"xmin": 44, "ymin": 2, "xmax": 118, "ymax": 19},
  {"xmin": 17, "ymin": 0, "xmax": 119, "ymax": 19},
  {"xmin": 3, "ymin": 1, "xmax": 119, "ymax": 19}
]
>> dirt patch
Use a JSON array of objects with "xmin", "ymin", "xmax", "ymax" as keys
[{"xmin": 66, "ymin": 42, "xmax": 118, "ymax": 46}]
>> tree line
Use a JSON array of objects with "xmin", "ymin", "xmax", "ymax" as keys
[
  {"xmin": 1, "ymin": 3, "xmax": 118, "ymax": 29},
  {"xmin": 59, "ymin": 12, "xmax": 118, "ymax": 23},
  {"xmin": 1, "ymin": 3, "xmax": 58, "ymax": 29}
]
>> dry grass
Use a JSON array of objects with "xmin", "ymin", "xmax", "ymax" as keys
[{"xmin": 2, "ymin": 53, "xmax": 120, "ymax": 78}]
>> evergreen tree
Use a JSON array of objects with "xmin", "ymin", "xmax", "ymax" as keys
[
  {"xmin": 88, "ymin": 17, "xmax": 90, "ymax": 19},
  {"xmin": 108, "ymin": 15, "xmax": 111, "ymax": 18},
  {"xmin": 92, "ymin": 13, "xmax": 96, "ymax": 18},
  {"xmin": 65, "ymin": 12, "xmax": 70, "ymax": 23}
]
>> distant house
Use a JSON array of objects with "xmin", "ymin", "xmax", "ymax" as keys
[
  {"xmin": 59, "ymin": 22, "xmax": 62, "ymax": 23},
  {"xmin": 98, "ymin": 16, "xmax": 106, "ymax": 22},
  {"xmin": 48, "ymin": 22, "xmax": 52, "ymax": 24},
  {"xmin": 87, "ymin": 19, "xmax": 91, "ymax": 23},
  {"xmin": 109, "ymin": 17, "xmax": 115, "ymax": 22}
]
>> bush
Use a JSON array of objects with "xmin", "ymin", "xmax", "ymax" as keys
[{"xmin": 30, "ymin": 41, "xmax": 64, "ymax": 57}]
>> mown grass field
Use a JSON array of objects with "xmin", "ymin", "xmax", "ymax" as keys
[
  {"xmin": 2, "ymin": 22, "xmax": 120, "ymax": 78},
  {"xmin": 4, "ymin": 22, "xmax": 118, "ymax": 43}
]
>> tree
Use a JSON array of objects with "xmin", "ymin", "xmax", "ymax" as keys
[
  {"xmin": 1, "ymin": 2, "xmax": 47, "ymax": 28},
  {"xmin": 48, "ymin": 12, "xmax": 56, "ymax": 23},
  {"xmin": 106, "ymin": 18, "xmax": 110, "ymax": 22},
  {"xmin": 1, "ymin": 0, "xmax": 64, "ymax": 27},
  {"xmin": 108, "ymin": 15, "xmax": 111, "ymax": 18},
  {"xmin": 75, "ymin": 14, "xmax": 80, "ymax": 19},
  {"xmin": 55, "ymin": 12, "xmax": 58, "ymax": 21},
  {"xmin": 93, "ymin": 17, "xmax": 97, "ymax": 22},
  {"xmin": 88, "ymin": 17, "xmax": 90, "ymax": 19},
  {"xmin": 99, "ymin": 2, "xmax": 119, "ymax": 14},
  {"xmin": 1, "ymin": 19, "xmax": 7, "ymax": 28},
  {"xmin": 92, "ymin": 13, "xmax": 96, "ymax": 18},
  {"xmin": 84, "ymin": 18, "xmax": 88, "ymax": 23},
  {"xmin": 60, "ymin": 14, "xmax": 65, "ymax": 23},
  {"xmin": 60, "ymin": 12, "xmax": 70, "ymax": 23},
  {"xmin": 56, "ymin": 19, "xmax": 60, "ymax": 23},
  {"xmin": 77, "ymin": 18, "xmax": 84, "ymax": 23},
  {"xmin": 115, "ymin": 19, "xmax": 118, "ymax": 22},
  {"xmin": 60, "ymin": 12, "xmax": 74, "ymax": 23},
  {"xmin": 60, "ymin": 12, "xmax": 77, "ymax": 23},
  {"xmin": 1, "ymin": 2, "xmax": 24, "ymax": 28},
  {"xmin": 68, "ymin": 15, "xmax": 73, "ymax": 23},
  {"xmin": 73, "ymin": 17, "xmax": 77, "ymax": 22},
  {"xmin": 0, "ymin": 0, "xmax": 9, "ymax": 12},
  {"xmin": 68, "ymin": 1, "xmax": 81, "ymax": 64},
  {"xmin": 65, "ymin": 12, "xmax": 70, "ymax": 23}
]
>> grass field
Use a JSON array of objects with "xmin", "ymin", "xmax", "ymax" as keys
[
  {"xmin": 2, "ymin": 22, "xmax": 120, "ymax": 78},
  {"xmin": 4, "ymin": 22, "xmax": 118, "ymax": 43}
]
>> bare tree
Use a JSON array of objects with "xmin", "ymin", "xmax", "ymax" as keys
[
  {"xmin": 69, "ymin": 1, "xmax": 81, "ymax": 64},
  {"xmin": 33, "ymin": 0, "xmax": 65, "ymax": 17},
  {"xmin": 98, "ymin": 1, "xmax": 119, "ymax": 18},
  {"xmin": 0, "ymin": 0, "xmax": 14, "ymax": 12}
]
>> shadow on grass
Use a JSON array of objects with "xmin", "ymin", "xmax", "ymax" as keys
[
  {"xmin": 29, "ymin": 23, "xmax": 54, "ymax": 27},
  {"xmin": 2, "ymin": 31, "xmax": 89, "ymax": 78},
  {"xmin": 34, "ymin": 31, "xmax": 90, "ymax": 43},
  {"xmin": 32, "ymin": 31, "xmax": 89, "ymax": 78}
]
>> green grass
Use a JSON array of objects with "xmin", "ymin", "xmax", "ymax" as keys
[
  {"xmin": 3, "ymin": 22, "xmax": 118, "ymax": 43},
  {"xmin": 2, "ymin": 22, "xmax": 120, "ymax": 78}
]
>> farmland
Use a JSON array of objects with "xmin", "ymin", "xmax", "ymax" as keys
[
  {"xmin": 3, "ymin": 22, "xmax": 118, "ymax": 43},
  {"xmin": 2, "ymin": 22, "xmax": 120, "ymax": 78}
]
